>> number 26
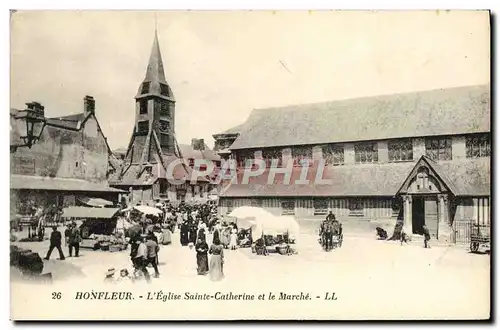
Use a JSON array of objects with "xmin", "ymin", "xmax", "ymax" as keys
[{"xmin": 52, "ymin": 292, "xmax": 61, "ymax": 300}]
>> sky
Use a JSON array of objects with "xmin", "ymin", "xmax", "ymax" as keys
[{"xmin": 10, "ymin": 10, "xmax": 490, "ymax": 150}]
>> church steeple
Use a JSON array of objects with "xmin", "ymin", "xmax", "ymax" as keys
[
  {"xmin": 136, "ymin": 30, "xmax": 174, "ymax": 101},
  {"xmin": 130, "ymin": 28, "xmax": 176, "ymax": 158}
]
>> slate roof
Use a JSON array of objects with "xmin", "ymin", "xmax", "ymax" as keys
[
  {"xmin": 46, "ymin": 113, "xmax": 87, "ymax": 130},
  {"xmin": 61, "ymin": 206, "xmax": 120, "ymax": 219},
  {"xmin": 229, "ymin": 84, "xmax": 490, "ymax": 150},
  {"xmin": 178, "ymin": 144, "xmax": 221, "ymax": 162},
  {"xmin": 10, "ymin": 175, "xmax": 125, "ymax": 193},
  {"xmin": 219, "ymin": 158, "xmax": 490, "ymax": 197},
  {"xmin": 109, "ymin": 155, "xmax": 208, "ymax": 187},
  {"xmin": 213, "ymin": 123, "xmax": 245, "ymax": 137}
]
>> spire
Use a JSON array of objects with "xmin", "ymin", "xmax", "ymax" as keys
[
  {"xmin": 136, "ymin": 28, "xmax": 174, "ymax": 100},
  {"xmin": 144, "ymin": 30, "xmax": 166, "ymax": 84}
]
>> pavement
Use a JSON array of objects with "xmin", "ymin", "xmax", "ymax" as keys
[{"xmin": 10, "ymin": 227, "xmax": 491, "ymax": 320}]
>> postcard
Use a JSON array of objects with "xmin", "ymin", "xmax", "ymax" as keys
[{"xmin": 9, "ymin": 10, "xmax": 490, "ymax": 320}]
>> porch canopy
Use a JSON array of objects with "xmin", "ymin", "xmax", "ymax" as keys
[
  {"xmin": 10, "ymin": 175, "xmax": 125, "ymax": 193},
  {"xmin": 77, "ymin": 196, "xmax": 114, "ymax": 207},
  {"xmin": 61, "ymin": 206, "xmax": 120, "ymax": 219}
]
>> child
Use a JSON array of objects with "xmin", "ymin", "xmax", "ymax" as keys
[
  {"xmin": 104, "ymin": 268, "xmax": 116, "ymax": 283},
  {"xmin": 117, "ymin": 269, "xmax": 133, "ymax": 283}
]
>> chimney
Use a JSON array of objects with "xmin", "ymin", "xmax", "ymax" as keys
[
  {"xmin": 191, "ymin": 138, "xmax": 205, "ymax": 151},
  {"xmin": 198, "ymin": 139, "xmax": 205, "ymax": 151},
  {"xmin": 83, "ymin": 95, "xmax": 95, "ymax": 115}
]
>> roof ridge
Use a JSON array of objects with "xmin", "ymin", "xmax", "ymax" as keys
[{"xmin": 252, "ymin": 84, "xmax": 490, "ymax": 113}]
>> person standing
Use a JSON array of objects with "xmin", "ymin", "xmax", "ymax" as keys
[
  {"xmin": 188, "ymin": 220, "xmax": 198, "ymax": 244},
  {"xmin": 44, "ymin": 226, "xmax": 65, "ymax": 260},
  {"xmin": 145, "ymin": 234, "xmax": 160, "ymax": 278},
  {"xmin": 197, "ymin": 222, "xmax": 207, "ymax": 243},
  {"xmin": 230, "ymin": 226, "xmax": 238, "ymax": 250},
  {"xmin": 326, "ymin": 211, "xmax": 336, "ymax": 222},
  {"xmin": 195, "ymin": 238, "xmax": 209, "ymax": 275},
  {"xmin": 160, "ymin": 223, "xmax": 172, "ymax": 245},
  {"xmin": 134, "ymin": 235, "xmax": 150, "ymax": 282},
  {"xmin": 68, "ymin": 222, "xmax": 81, "ymax": 257},
  {"xmin": 423, "ymin": 225, "xmax": 431, "ymax": 249},
  {"xmin": 209, "ymin": 236, "xmax": 225, "ymax": 281},
  {"xmin": 180, "ymin": 220, "xmax": 189, "ymax": 246},
  {"xmin": 64, "ymin": 224, "xmax": 72, "ymax": 247}
]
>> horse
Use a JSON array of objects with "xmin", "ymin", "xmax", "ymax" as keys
[{"xmin": 321, "ymin": 222, "xmax": 334, "ymax": 251}]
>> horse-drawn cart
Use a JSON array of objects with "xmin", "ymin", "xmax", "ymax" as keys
[{"xmin": 469, "ymin": 223, "xmax": 490, "ymax": 253}]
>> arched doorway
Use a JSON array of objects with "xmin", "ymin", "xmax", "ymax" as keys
[{"xmin": 396, "ymin": 156, "xmax": 455, "ymax": 239}]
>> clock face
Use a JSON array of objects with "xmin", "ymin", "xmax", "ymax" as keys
[{"xmin": 158, "ymin": 121, "xmax": 170, "ymax": 132}]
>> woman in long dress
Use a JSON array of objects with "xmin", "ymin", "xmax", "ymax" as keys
[
  {"xmin": 195, "ymin": 238, "xmax": 209, "ymax": 275},
  {"xmin": 209, "ymin": 236, "xmax": 224, "ymax": 281},
  {"xmin": 230, "ymin": 227, "xmax": 238, "ymax": 250},
  {"xmin": 221, "ymin": 227, "xmax": 231, "ymax": 249},
  {"xmin": 160, "ymin": 224, "xmax": 172, "ymax": 245},
  {"xmin": 180, "ymin": 221, "xmax": 189, "ymax": 246}
]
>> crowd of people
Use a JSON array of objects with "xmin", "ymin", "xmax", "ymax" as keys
[{"xmin": 119, "ymin": 201, "xmax": 245, "ymax": 284}]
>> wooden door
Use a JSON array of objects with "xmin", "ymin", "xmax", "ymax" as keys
[{"xmin": 424, "ymin": 197, "xmax": 438, "ymax": 237}]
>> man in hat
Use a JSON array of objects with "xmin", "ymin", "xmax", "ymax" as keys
[
  {"xmin": 104, "ymin": 268, "xmax": 116, "ymax": 283},
  {"xmin": 145, "ymin": 234, "xmax": 160, "ymax": 278},
  {"xmin": 44, "ymin": 226, "xmax": 65, "ymax": 260},
  {"xmin": 134, "ymin": 235, "xmax": 150, "ymax": 282},
  {"xmin": 68, "ymin": 222, "xmax": 82, "ymax": 257}
]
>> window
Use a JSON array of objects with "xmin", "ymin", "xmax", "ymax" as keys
[
  {"xmin": 160, "ymin": 83, "xmax": 169, "ymax": 97},
  {"xmin": 322, "ymin": 144, "xmax": 344, "ymax": 166},
  {"xmin": 349, "ymin": 199, "xmax": 364, "ymax": 216},
  {"xmin": 161, "ymin": 100, "xmax": 170, "ymax": 116},
  {"xmin": 388, "ymin": 139, "xmax": 413, "ymax": 162},
  {"xmin": 139, "ymin": 100, "xmax": 148, "ymax": 114},
  {"xmin": 466, "ymin": 134, "xmax": 490, "ymax": 158},
  {"xmin": 314, "ymin": 199, "xmax": 329, "ymax": 215},
  {"xmin": 141, "ymin": 82, "xmax": 150, "ymax": 94},
  {"xmin": 235, "ymin": 151, "xmax": 254, "ymax": 168},
  {"xmin": 425, "ymin": 137, "xmax": 452, "ymax": 161},
  {"xmin": 292, "ymin": 146, "xmax": 312, "ymax": 167},
  {"xmin": 262, "ymin": 148, "xmax": 283, "ymax": 167},
  {"xmin": 281, "ymin": 201, "xmax": 295, "ymax": 215},
  {"xmin": 137, "ymin": 120, "xmax": 149, "ymax": 134},
  {"xmin": 354, "ymin": 143, "xmax": 378, "ymax": 164}
]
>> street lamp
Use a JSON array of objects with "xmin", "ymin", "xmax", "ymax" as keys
[{"xmin": 10, "ymin": 102, "xmax": 46, "ymax": 153}]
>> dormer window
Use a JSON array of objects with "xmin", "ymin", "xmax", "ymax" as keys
[
  {"xmin": 160, "ymin": 83, "xmax": 169, "ymax": 97},
  {"xmin": 141, "ymin": 82, "xmax": 150, "ymax": 94}
]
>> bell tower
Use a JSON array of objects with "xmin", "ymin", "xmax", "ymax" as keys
[{"xmin": 131, "ymin": 29, "xmax": 176, "ymax": 164}]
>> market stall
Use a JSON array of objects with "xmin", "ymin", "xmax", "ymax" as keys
[
  {"xmin": 61, "ymin": 206, "xmax": 126, "ymax": 252},
  {"xmin": 227, "ymin": 207, "xmax": 300, "ymax": 254}
]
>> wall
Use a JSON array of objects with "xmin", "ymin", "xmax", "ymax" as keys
[
  {"xmin": 219, "ymin": 196, "xmax": 399, "ymax": 233},
  {"xmin": 11, "ymin": 116, "xmax": 109, "ymax": 183},
  {"xmin": 235, "ymin": 133, "xmax": 487, "ymax": 168},
  {"xmin": 453, "ymin": 196, "xmax": 490, "ymax": 225},
  {"xmin": 81, "ymin": 117, "xmax": 108, "ymax": 183}
]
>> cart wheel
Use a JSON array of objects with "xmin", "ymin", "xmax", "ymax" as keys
[{"xmin": 470, "ymin": 242, "xmax": 479, "ymax": 252}]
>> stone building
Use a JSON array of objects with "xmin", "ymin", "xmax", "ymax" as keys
[
  {"xmin": 109, "ymin": 31, "xmax": 219, "ymax": 204},
  {"xmin": 10, "ymin": 96, "xmax": 124, "ymax": 213},
  {"xmin": 216, "ymin": 85, "xmax": 490, "ymax": 243}
]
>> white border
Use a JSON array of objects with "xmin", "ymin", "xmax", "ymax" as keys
[{"xmin": 2, "ymin": 1, "xmax": 497, "ymax": 329}]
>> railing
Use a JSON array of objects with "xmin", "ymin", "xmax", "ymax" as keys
[{"xmin": 451, "ymin": 220, "xmax": 473, "ymax": 245}]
